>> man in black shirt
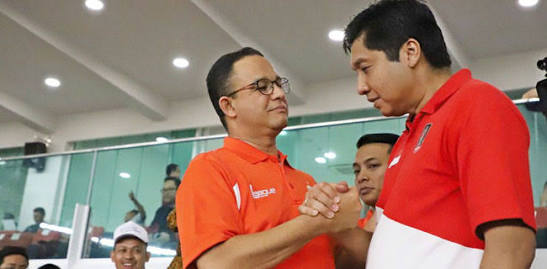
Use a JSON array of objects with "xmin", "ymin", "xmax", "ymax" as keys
[
  {"xmin": 149, "ymin": 177, "xmax": 179, "ymax": 247},
  {"xmin": 23, "ymin": 207, "xmax": 45, "ymax": 233}
]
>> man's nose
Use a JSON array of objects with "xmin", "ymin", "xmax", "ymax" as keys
[
  {"xmin": 357, "ymin": 74, "xmax": 369, "ymax": 95},
  {"xmin": 271, "ymin": 83, "xmax": 287, "ymax": 101},
  {"xmin": 356, "ymin": 171, "xmax": 368, "ymax": 183}
]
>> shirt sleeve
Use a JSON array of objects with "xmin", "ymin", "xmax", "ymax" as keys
[
  {"xmin": 456, "ymin": 86, "xmax": 536, "ymax": 238},
  {"xmin": 177, "ymin": 154, "xmax": 242, "ymax": 269}
]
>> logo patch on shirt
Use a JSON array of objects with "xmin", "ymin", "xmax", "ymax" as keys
[
  {"xmin": 250, "ymin": 185, "xmax": 276, "ymax": 199},
  {"xmin": 414, "ymin": 123, "xmax": 432, "ymax": 153},
  {"xmin": 388, "ymin": 155, "xmax": 400, "ymax": 168}
]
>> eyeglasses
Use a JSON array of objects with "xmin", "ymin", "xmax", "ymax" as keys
[
  {"xmin": 160, "ymin": 187, "xmax": 177, "ymax": 193},
  {"xmin": 226, "ymin": 77, "xmax": 290, "ymax": 97}
]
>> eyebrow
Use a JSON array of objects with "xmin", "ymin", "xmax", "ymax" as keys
[
  {"xmin": 254, "ymin": 74, "xmax": 280, "ymax": 81},
  {"xmin": 353, "ymin": 157, "xmax": 378, "ymax": 167},
  {"xmin": 351, "ymin": 58, "xmax": 369, "ymax": 70}
]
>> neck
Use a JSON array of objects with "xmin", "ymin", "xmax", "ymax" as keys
[
  {"xmin": 409, "ymin": 67, "xmax": 452, "ymax": 116},
  {"xmin": 231, "ymin": 134, "xmax": 278, "ymax": 155},
  {"xmin": 227, "ymin": 124, "xmax": 279, "ymax": 155}
]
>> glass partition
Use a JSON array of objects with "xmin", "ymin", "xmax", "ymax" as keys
[
  {"xmin": 0, "ymin": 154, "xmax": 92, "ymax": 259},
  {"xmin": 82, "ymin": 137, "xmax": 224, "ymax": 258},
  {"xmin": 1, "ymin": 102, "xmax": 546, "ymax": 263},
  {"xmin": 518, "ymin": 104, "xmax": 547, "ymax": 248},
  {"xmin": 277, "ymin": 117, "xmax": 406, "ymax": 185}
]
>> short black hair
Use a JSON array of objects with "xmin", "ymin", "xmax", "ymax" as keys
[
  {"xmin": 206, "ymin": 47, "xmax": 264, "ymax": 129},
  {"xmin": 0, "ymin": 246, "xmax": 28, "ymax": 265},
  {"xmin": 38, "ymin": 264, "xmax": 61, "ymax": 269},
  {"xmin": 356, "ymin": 133, "xmax": 400, "ymax": 153},
  {"xmin": 166, "ymin": 163, "xmax": 179, "ymax": 176},
  {"xmin": 343, "ymin": 0, "xmax": 451, "ymax": 69},
  {"xmin": 164, "ymin": 176, "xmax": 181, "ymax": 189},
  {"xmin": 34, "ymin": 207, "xmax": 45, "ymax": 216}
]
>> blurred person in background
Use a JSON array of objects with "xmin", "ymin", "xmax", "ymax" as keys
[
  {"xmin": 23, "ymin": 207, "xmax": 45, "ymax": 233},
  {"xmin": 0, "ymin": 246, "xmax": 28, "ymax": 269}
]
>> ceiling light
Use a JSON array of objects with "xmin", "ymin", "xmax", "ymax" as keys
[
  {"xmin": 315, "ymin": 157, "xmax": 327, "ymax": 164},
  {"xmin": 119, "ymin": 172, "xmax": 131, "ymax": 179},
  {"xmin": 44, "ymin": 77, "xmax": 61, "ymax": 88},
  {"xmin": 155, "ymin": 137, "xmax": 168, "ymax": 142},
  {"xmin": 173, "ymin": 57, "xmax": 189, "ymax": 69},
  {"xmin": 85, "ymin": 0, "xmax": 104, "ymax": 11},
  {"xmin": 518, "ymin": 0, "xmax": 539, "ymax": 7},
  {"xmin": 328, "ymin": 30, "xmax": 345, "ymax": 42},
  {"xmin": 324, "ymin": 152, "xmax": 337, "ymax": 159}
]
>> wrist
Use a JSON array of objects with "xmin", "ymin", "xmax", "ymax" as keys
[{"xmin": 297, "ymin": 214, "xmax": 329, "ymax": 236}]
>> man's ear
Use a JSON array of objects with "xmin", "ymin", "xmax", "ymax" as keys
[
  {"xmin": 110, "ymin": 250, "xmax": 115, "ymax": 262},
  {"xmin": 400, "ymin": 38, "xmax": 421, "ymax": 68},
  {"xmin": 219, "ymin": 96, "xmax": 237, "ymax": 119},
  {"xmin": 146, "ymin": 251, "xmax": 151, "ymax": 262}
]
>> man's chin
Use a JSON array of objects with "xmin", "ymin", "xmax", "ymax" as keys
[
  {"xmin": 272, "ymin": 118, "xmax": 288, "ymax": 130},
  {"xmin": 380, "ymin": 108, "xmax": 405, "ymax": 117}
]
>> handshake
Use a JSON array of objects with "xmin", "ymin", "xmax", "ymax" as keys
[{"xmin": 298, "ymin": 182, "xmax": 362, "ymax": 234}]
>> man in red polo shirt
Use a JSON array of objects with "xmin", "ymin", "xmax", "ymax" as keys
[
  {"xmin": 177, "ymin": 47, "xmax": 363, "ymax": 269},
  {"xmin": 300, "ymin": 0, "xmax": 536, "ymax": 268}
]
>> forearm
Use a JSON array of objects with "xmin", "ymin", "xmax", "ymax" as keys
[
  {"xmin": 135, "ymin": 202, "xmax": 146, "ymax": 219},
  {"xmin": 479, "ymin": 223, "xmax": 536, "ymax": 269},
  {"xmin": 333, "ymin": 228, "xmax": 371, "ymax": 266},
  {"xmin": 480, "ymin": 243, "xmax": 535, "ymax": 269},
  {"xmin": 197, "ymin": 215, "xmax": 324, "ymax": 269}
]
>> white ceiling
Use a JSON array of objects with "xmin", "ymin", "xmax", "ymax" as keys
[
  {"xmin": 431, "ymin": 0, "xmax": 547, "ymax": 59},
  {"xmin": 0, "ymin": 0, "xmax": 546, "ymax": 133},
  {"xmin": 0, "ymin": 106, "xmax": 17, "ymax": 123}
]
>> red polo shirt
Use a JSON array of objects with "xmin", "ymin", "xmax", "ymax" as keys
[
  {"xmin": 367, "ymin": 69, "xmax": 536, "ymax": 269},
  {"xmin": 178, "ymin": 137, "xmax": 334, "ymax": 269}
]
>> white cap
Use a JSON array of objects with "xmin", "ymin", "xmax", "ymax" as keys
[{"xmin": 113, "ymin": 221, "xmax": 149, "ymax": 244}]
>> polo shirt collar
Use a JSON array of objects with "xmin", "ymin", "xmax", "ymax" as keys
[
  {"xmin": 420, "ymin": 69, "xmax": 472, "ymax": 114},
  {"xmin": 223, "ymin": 137, "xmax": 288, "ymax": 165}
]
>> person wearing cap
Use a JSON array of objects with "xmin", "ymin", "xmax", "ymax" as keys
[
  {"xmin": 111, "ymin": 221, "xmax": 150, "ymax": 269},
  {"xmin": 177, "ymin": 47, "xmax": 363, "ymax": 269},
  {"xmin": 352, "ymin": 133, "xmax": 399, "ymax": 231},
  {"xmin": 0, "ymin": 246, "xmax": 29, "ymax": 269}
]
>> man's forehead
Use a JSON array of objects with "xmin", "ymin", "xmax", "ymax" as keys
[
  {"xmin": 357, "ymin": 143, "xmax": 391, "ymax": 157},
  {"xmin": 115, "ymin": 238, "xmax": 146, "ymax": 248},
  {"xmin": 232, "ymin": 56, "xmax": 277, "ymax": 82},
  {"xmin": 349, "ymin": 35, "xmax": 385, "ymax": 69}
]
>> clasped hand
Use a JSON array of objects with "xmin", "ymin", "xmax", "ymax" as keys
[{"xmin": 299, "ymin": 182, "xmax": 362, "ymax": 233}]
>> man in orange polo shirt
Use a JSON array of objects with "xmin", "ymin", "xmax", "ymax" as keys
[{"xmin": 176, "ymin": 47, "xmax": 363, "ymax": 269}]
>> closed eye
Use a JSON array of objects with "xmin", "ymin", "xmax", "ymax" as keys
[{"xmin": 367, "ymin": 164, "xmax": 380, "ymax": 169}]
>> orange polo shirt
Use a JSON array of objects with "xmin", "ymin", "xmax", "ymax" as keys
[
  {"xmin": 357, "ymin": 209, "xmax": 374, "ymax": 229},
  {"xmin": 177, "ymin": 137, "xmax": 334, "ymax": 269}
]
